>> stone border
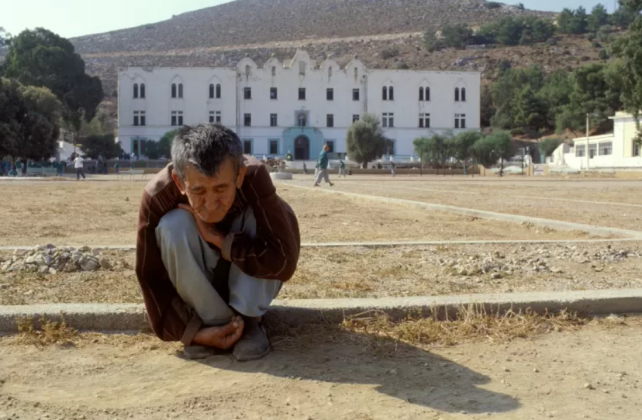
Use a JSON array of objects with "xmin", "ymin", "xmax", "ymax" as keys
[
  {"xmin": 282, "ymin": 183, "xmax": 642, "ymax": 239},
  {"xmin": 1, "ymin": 289, "xmax": 641, "ymax": 333}
]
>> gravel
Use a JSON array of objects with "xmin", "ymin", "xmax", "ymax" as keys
[{"xmin": 0, "ymin": 245, "xmax": 120, "ymax": 274}]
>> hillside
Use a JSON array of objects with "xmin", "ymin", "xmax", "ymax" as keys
[{"xmin": 71, "ymin": 0, "xmax": 551, "ymax": 54}]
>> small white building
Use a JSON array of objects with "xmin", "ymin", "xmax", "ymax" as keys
[
  {"xmin": 549, "ymin": 112, "xmax": 642, "ymax": 171},
  {"xmin": 117, "ymin": 50, "xmax": 481, "ymax": 160}
]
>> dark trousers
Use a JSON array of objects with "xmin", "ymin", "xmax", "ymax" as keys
[{"xmin": 76, "ymin": 168, "xmax": 85, "ymax": 180}]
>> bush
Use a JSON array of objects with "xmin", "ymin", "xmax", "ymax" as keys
[
  {"xmin": 396, "ymin": 62, "xmax": 410, "ymax": 69},
  {"xmin": 596, "ymin": 25, "xmax": 613, "ymax": 43},
  {"xmin": 587, "ymin": 33, "xmax": 596, "ymax": 41},
  {"xmin": 517, "ymin": 3, "xmax": 525, "ymax": 10},
  {"xmin": 485, "ymin": 1, "xmax": 503, "ymax": 9},
  {"xmin": 424, "ymin": 30, "xmax": 444, "ymax": 52},
  {"xmin": 380, "ymin": 47, "xmax": 399, "ymax": 60},
  {"xmin": 592, "ymin": 41, "xmax": 601, "ymax": 49},
  {"xmin": 598, "ymin": 49, "xmax": 610, "ymax": 61},
  {"xmin": 510, "ymin": 128, "xmax": 525, "ymax": 136}
]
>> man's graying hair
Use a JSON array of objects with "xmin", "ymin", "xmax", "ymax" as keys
[{"xmin": 171, "ymin": 124, "xmax": 244, "ymax": 180}]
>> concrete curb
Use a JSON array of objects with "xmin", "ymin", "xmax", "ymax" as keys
[
  {"xmin": 2, "ymin": 289, "xmax": 641, "ymax": 333},
  {"xmin": 282, "ymin": 183, "xmax": 642, "ymax": 239},
  {"xmin": 3, "ymin": 237, "xmax": 642, "ymax": 252}
]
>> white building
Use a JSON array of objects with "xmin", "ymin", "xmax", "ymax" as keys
[
  {"xmin": 549, "ymin": 112, "xmax": 642, "ymax": 171},
  {"xmin": 117, "ymin": 51, "xmax": 481, "ymax": 160}
]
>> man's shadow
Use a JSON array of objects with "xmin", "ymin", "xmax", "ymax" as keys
[{"xmin": 192, "ymin": 319, "xmax": 520, "ymax": 414}]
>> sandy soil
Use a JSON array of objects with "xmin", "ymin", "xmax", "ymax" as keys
[
  {"xmin": 312, "ymin": 179, "xmax": 642, "ymax": 232},
  {"xmin": 1, "ymin": 322, "xmax": 641, "ymax": 420},
  {"xmin": 0, "ymin": 179, "xmax": 599, "ymax": 246},
  {"xmin": 3, "ymin": 242, "xmax": 642, "ymax": 304}
]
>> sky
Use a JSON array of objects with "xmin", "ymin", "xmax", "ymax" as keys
[{"xmin": 1, "ymin": 0, "xmax": 620, "ymax": 39}]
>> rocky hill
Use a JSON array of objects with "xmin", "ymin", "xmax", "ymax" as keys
[{"xmin": 72, "ymin": 0, "xmax": 550, "ymax": 54}]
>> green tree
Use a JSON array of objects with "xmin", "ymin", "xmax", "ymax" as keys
[
  {"xmin": 588, "ymin": 4, "xmax": 610, "ymax": 33},
  {"xmin": 513, "ymin": 86, "xmax": 549, "ymax": 131},
  {"xmin": 3, "ymin": 29, "xmax": 103, "ymax": 145},
  {"xmin": 472, "ymin": 131, "xmax": 513, "ymax": 169},
  {"xmin": 537, "ymin": 70, "xmax": 573, "ymax": 129},
  {"xmin": 451, "ymin": 131, "xmax": 483, "ymax": 166},
  {"xmin": 413, "ymin": 133, "xmax": 450, "ymax": 169},
  {"xmin": 491, "ymin": 66, "xmax": 545, "ymax": 130},
  {"xmin": 158, "ymin": 129, "xmax": 179, "ymax": 159},
  {"xmin": 79, "ymin": 134, "xmax": 123, "ymax": 159},
  {"xmin": 570, "ymin": 6, "xmax": 589, "ymax": 34},
  {"xmin": 0, "ymin": 27, "xmax": 10, "ymax": 47},
  {"xmin": 555, "ymin": 64, "xmax": 623, "ymax": 134},
  {"xmin": 538, "ymin": 138, "xmax": 563, "ymax": 160},
  {"xmin": 611, "ymin": 0, "xmax": 642, "ymax": 133},
  {"xmin": 423, "ymin": 30, "xmax": 444, "ymax": 52},
  {"xmin": 143, "ymin": 140, "xmax": 161, "ymax": 160},
  {"xmin": 346, "ymin": 114, "xmax": 389, "ymax": 168},
  {"xmin": 0, "ymin": 78, "xmax": 62, "ymax": 172},
  {"xmin": 557, "ymin": 8, "xmax": 575, "ymax": 33},
  {"xmin": 441, "ymin": 23, "xmax": 472, "ymax": 49},
  {"xmin": 610, "ymin": 2, "xmax": 638, "ymax": 28}
]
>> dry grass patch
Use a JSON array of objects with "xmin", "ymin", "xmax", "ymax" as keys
[
  {"xmin": 13, "ymin": 316, "xmax": 78, "ymax": 346},
  {"xmin": 268, "ymin": 306, "xmax": 624, "ymax": 356}
]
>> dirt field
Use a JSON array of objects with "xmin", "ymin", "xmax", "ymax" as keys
[
  {"xmin": 1, "ymin": 320, "xmax": 641, "ymax": 420},
  {"xmin": 306, "ymin": 178, "xmax": 642, "ymax": 232},
  {"xmin": 2, "ymin": 242, "xmax": 642, "ymax": 304},
  {"xmin": 0, "ymin": 179, "xmax": 598, "ymax": 246}
]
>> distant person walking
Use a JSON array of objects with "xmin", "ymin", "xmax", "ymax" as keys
[
  {"xmin": 338, "ymin": 160, "xmax": 346, "ymax": 177},
  {"xmin": 391, "ymin": 161, "xmax": 396, "ymax": 177},
  {"xmin": 302, "ymin": 162, "xmax": 308, "ymax": 175},
  {"xmin": 114, "ymin": 161, "xmax": 120, "ymax": 174},
  {"xmin": 74, "ymin": 155, "xmax": 86, "ymax": 180},
  {"xmin": 313, "ymin": 144, "xmax": 334, "ymax": 187}
]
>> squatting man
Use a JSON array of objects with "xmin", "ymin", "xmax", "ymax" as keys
[{"xmin": 136, "ymin": 124, "xmax": 300, "ymax": 361}]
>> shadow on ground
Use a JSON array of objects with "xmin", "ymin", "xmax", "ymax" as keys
[{"xmin": 195, "ymin": 329, "xmax": 520, "ymax": 415}]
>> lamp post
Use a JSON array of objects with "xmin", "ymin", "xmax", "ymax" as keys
[{"xmin": 586, "ymin": 113, "xmax": 590, "ymax": 170}]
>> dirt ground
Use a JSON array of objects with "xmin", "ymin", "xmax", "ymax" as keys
[
  {"xmin": 0, "ymin": 179, "xmax": 596, "ymax": 246},
  {"xmin": 2, "ymin": 242, "xmax": 642, "ymax": 304},
  {"xmin": 1, "ymin": 320, "xmax": 641, "ymax": 420},
  {"xmin": 307, "ymin": 178, "xmax": 642, "ymax": 232}
]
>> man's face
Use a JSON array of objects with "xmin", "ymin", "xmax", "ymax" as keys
[{"xmin": 172, "ymin": 158, "xmax": 246, "ymax": 224}]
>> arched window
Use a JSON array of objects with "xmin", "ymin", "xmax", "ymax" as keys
[
  {"xmin": 328, "ymin": 66, "xmax": 332, "ymax": 81},
  {"xmin": 419, "ymin": 87, "xmax": 424, "ymax": 101},
  {"xmin": 140, "ymin": 83, "xmax": 146, "ymax": 98},
  {"xmin": 461, "ymin": 87, "xmax": 466, "ymax": 102},
  {"xmin": 245, "ymin": 65, "xmax": 251, "ymax": 77},
  {"xmin": 216, "ymin": 84, "xmax": 221, "ymax": 99},
  {"xmin": 382, "ymin": 86, "xmax": 387, "ymax": 101},
  {"xmin": 425, "ymin": 87, "xmax": 430, "ymax": 101},
  {"xmin": 133, "ymin": 84, "xmax": 139, "ymax": 98},
  {"xmin": 272, "ymin": 66, "xmax": 276, "ymax": 77},
  {"xmin": 388, "ymin": 86, "xmax": 394, "ymax": 101},
  {"xmin": 209, "ymin": 84, "xmax": 214, "ymax": 99},
  {"xmin": 455, "ymin": 87, "xmax": 460, "ymax": 102},
  {"xmin": 354, "ymin": 67, "xmax": 358, "ymax": 81},
  {"xmin": 299, "ymin": 61, "xmax": 306, "ymax": 76},
  {"xmin": 171, "ymin": 83, "xmax": 177, "ymax": 98},
  {"xmin": 178, "ymin": 83, "xmax": 183, "ymax": 98},
  {"xmin": 297, "ymin": 113, "xmax": 306, "ymax": 127}
]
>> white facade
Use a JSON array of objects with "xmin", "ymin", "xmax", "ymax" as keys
[
  {"xmin": 118, "ymin": 50, "xmax": 481, "ymax": 160},
  {"xmin": 549, "ymin": 112, "xmax": 642, "ymax": 171}
]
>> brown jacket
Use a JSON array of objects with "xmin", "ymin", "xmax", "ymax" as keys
[{"xmin": 135, "ymin": 157, "xmax": 300, "ymax": 345}]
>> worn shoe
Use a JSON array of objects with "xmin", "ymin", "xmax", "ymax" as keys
[
  {"xmin": 182, "ymin": 345, "xmax": 218, "ymax": 360},
  {"xmin": 313, "ymin": 183, "xmax": 320, "ymax": 187},
  {"xmin": 329, "ymin": 182, "xmax": 334, "ymax": 187},
  {"xmin": 233, "ymin": 317, "xmax": 270, "ymax": 361}
]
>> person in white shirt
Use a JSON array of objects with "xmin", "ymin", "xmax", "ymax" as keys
[{"xmin": 74, "ymin": 156, "xmax": 86, "ymax": 180}]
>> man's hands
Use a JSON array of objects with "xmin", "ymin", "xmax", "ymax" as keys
[
  {"xmin": 192, "ymin": 316, "xmax": 245, "ymax": 349},
  {"xmin": 178, "ymin": 204, "xmax": 225, "ymax": 249}
]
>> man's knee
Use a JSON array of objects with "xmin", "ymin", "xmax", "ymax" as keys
[{"xmin": 156, "ymin": 208, "xmax": 198, "ymax": 242}]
